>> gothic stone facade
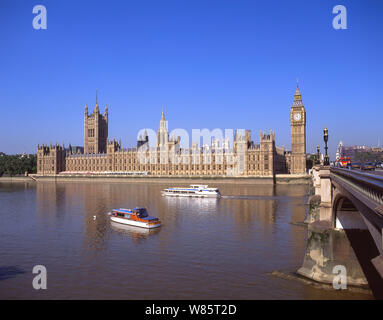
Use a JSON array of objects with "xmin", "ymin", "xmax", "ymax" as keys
[{"xmin": 37, "ymin": 83, "xmax": 307, "ymax": 176}]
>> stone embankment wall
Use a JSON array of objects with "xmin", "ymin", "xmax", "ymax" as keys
[{"xmin": 30, "ymin": 174, "xmax": 310, "ymax": 185}]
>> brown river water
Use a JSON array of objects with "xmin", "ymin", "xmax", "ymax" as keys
[{"xmin": 0, "ymin": 181, "xmax": 373, "ymax": 299}]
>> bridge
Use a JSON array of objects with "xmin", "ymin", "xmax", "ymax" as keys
[{"xmin": 298, "ymin": 165, "xmax": 383, "ymax": 296}]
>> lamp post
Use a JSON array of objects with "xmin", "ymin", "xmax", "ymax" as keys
[
  {"xmin": 316, "ymin": 145, "xmax": 320, "ymax": 164},
  {"xmin": 323, "ymin": 127, "xmax": 329, "ymax": 166}
]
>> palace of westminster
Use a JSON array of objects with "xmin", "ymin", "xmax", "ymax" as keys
[{"xmin": 37, "ymin": 83, "xmax": 307, "ymax": 176}]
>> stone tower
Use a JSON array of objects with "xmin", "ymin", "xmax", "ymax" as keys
[
  {"xmin": 157, "ymin": 108, "xmax": 169, "ymax": 148},
  {"xmin": 290, "ymin": 81, "xmax": 307, "ymax": 174},
  {"xmin": 233, "ymin": 129, "xmax": 251, "ymax": 175},
  {"xmin": 84, "ymin": 94, "xmax": 108, "ymax": 154},
  {"xmin": 260, "ymin": 130, "xmax": 275, "ymax": 176}
]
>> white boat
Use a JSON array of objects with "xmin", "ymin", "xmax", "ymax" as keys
[
  {"xmin": 108, "ymin": 208, "xmax": 161, "ymax": 229},
  {"xmin": 161, "ymin": 185, "xmax": 221, "ymax": 198}
]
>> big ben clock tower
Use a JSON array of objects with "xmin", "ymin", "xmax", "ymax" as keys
[{"xmin": 290, "ymin": 81, "xmax": 306, "ymax": 174}]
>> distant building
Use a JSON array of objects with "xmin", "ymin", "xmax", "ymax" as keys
[
  {"xmin": 337, "ymin": 142, "xmax": 383, "ymax": 162},
  {"xmin": 37, "ymin": 83, "xmax": 308, "ymax": 176},
  {"xmin": 336, "ymin": 141, "xmax": 343, "ymax": 161}
]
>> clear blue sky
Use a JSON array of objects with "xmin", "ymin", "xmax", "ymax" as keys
[{"xmin": 0, "ymin": 0, "xmax": 382, "ymax": 158}]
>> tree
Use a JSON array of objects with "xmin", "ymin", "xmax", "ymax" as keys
[{"xmin": 0, "ymin": 154, "xmax": 37, "ymax": 176}]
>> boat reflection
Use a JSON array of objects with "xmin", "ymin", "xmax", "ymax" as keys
[
  {"xmin": 163, "ymin": 195, "xmax": 219, "ymax": 211},
  {"xmin": 110, "ymin": 221, "xmax": 161, "ymax": 241}
]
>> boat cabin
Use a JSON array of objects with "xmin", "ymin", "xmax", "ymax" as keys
[{"xmin": 111, "ymin": 207, "xmax": 149, "ymax": 219}]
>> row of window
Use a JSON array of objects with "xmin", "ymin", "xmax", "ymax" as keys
[{"xmin": 67, "ymin": 164, "xmax": 239, "ymax": 171}]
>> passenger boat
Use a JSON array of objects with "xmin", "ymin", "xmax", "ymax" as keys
[
  {"xmin": 161, "ymin": 185, "xmax": 221, "ymax": 198},
  {"xmin": 108, "ymin": 208, "xmax": 161, "ymax": 229}
]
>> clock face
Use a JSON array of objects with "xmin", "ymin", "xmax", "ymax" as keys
[{"xmin": 294, "ymin": 113, "xmax": 302, "ymax": 121}]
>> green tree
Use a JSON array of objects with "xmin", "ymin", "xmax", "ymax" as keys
[{"xmin": 0, "ymin": 154, "xmax": 37, "ymax": 177}]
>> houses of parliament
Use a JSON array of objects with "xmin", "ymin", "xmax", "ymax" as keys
[{"xmin": 37, "ymin": 83, "xmax": 307, "ymax": 177}]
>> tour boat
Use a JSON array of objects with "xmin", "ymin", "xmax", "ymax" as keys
[
  {"xmin": 161, "ymin": 185, "xmax": 221, "ymax": 198},
  {"xmin": 108, "ymin": 208, "xmax": 161, "ymax": 229}
]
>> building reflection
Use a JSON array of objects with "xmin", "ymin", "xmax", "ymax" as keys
[
  {"xmin": 80, "ymin": 182, "xmax": 113, "ymax": 251},
  {"xmin": 279, "ymin": 184, "xmax": 309, "ymax": 265},
  {"xmin": 36, "ymin": 182, "xmax": 66, "ymax": 219},
  {"xmin": 163, "ymin": 196, "xmax": 219, "ymax": 212},
  {"xmin": 220, "ymin": 184, "xmax": 277, "ymax": 228}
]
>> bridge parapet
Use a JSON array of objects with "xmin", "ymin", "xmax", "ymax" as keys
[{"xmin": 330, "ymin": 167, "xmax": 383, "ymax": 211}]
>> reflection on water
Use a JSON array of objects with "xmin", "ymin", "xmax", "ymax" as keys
[
  {"xmin": 163, "ymin": 196, "xmax": 219, "ymax": 211},
  {"xmin": 0, "ymin": 181, "xmax": 373, "ymax": 299},
  {"xmin": 110, "ymin": 221, "xmax": 161, "ymax": 242}
]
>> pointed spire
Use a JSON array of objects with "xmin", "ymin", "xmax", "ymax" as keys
[
  {"xmin": 104, "ymin": 104, "xmax": 108, "ymax": 118},
  {"xmin": 94, "ymin": 89, "xmax": 100, "ymax": 113},
  {"xmin": 294, "ymin": 79, "xmax": 302, "ymax": 101},
  {"xmin": 161, "ymin": 106, "xmax": 165, "ymax": 121}
]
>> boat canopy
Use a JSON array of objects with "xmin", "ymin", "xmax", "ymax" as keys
[
  {"xmin": 114, "ymin": 208, "xmax": 133, "ymax": 213},
  {"xmin": 113, "ymin": 208, "xmax": 148, "ymax": 215}
]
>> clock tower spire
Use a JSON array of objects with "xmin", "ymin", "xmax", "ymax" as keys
[{"xmin": 290, "ymin": 80, "xmax": 306, "ymax": 174}]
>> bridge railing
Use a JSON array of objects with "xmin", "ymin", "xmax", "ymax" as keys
[{"xmin": 330, "ymin": 167, "xmax": 383, "ymax": 213}]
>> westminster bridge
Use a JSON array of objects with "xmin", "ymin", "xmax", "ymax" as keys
[{"xmin": 299, "ymin": 166, "xmax": 383, "ymax": 297}]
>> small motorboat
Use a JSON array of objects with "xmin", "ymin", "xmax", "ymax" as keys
[{"xmin": 108, "ymin": 208, "xmax": 161, "ymax": 229}]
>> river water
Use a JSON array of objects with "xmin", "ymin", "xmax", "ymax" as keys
[{"xmin": 0, "ymin": 181, "xmax": 372, "ymax": 299}]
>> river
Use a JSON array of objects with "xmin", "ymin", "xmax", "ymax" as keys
[{"xmin": 0, "ymin": 181, "xmax": 372, "ymax": 299}]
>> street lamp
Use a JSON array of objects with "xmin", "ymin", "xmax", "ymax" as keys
[
  {"xmin": 323, "ymin": 127, "xmax": 329, "ymax": 166},
  {"xmin": 316, "ymin": 145, "xmax": 320, "ymax": 164}
]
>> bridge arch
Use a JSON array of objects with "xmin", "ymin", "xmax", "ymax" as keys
[{"xmin": 332, "ymin": 189, "xmax": 368, "ymax": 230}]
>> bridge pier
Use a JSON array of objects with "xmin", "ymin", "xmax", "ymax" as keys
[
  {"xmin": 318, "ymin": 166, "xmax": 334, "ymax": 222},
  {"xmin": 298, "ymin": 220, "xmax": 368, "ymax": 286},
  {"xmin": 312, "ymin": 166, "xmax": 321, "ymax": 196},
  {"xmin": 306, "ymin": 166, "xmax": 333, "ymax": 223},
  {"xmin": 298, "ymin": 165, "xmax": 370, "ymax": 287}
]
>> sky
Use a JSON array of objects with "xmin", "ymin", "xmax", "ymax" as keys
[{"xmin": 0, "ymin": 0, "xmax": 382, "ymax": 158}]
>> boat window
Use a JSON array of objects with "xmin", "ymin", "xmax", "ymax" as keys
[{"xmin": 138, "ymin": 209, "xmax": 148, "ymax": 218}]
